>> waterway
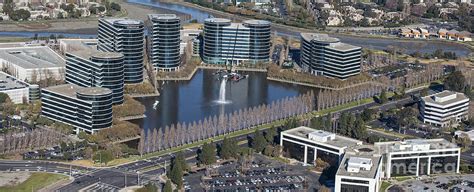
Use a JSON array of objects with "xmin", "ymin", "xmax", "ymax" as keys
[
  {"xmin": 131, "ymin": 69, "xmax": 313, "ymax": 131},
  {"xmin": 0, "ymin": 0, "xmax": 470, "ymax": 56},
  {"xmin": 127, "ymin": 0, "xmax": 471, "ymax": 57}
]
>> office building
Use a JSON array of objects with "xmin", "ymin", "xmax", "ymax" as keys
[
  {"xmin": 66, "ymin": 50, "xmax": 125, "ymax": 105},
  {"xmin": 420, "ymin": 90, "xmax": 469, "ymax": 127},
  {"xmin": 203, "ymin": 18, "xmax": 271, "ymax": 65},
  {"xmin": 0, "ymin": 46, "xmax": 65, "ymax": 82},
  {"xmin": 335, "ymin": 145, "xmax": 383, "ymax": 192},
  {"xmin": 0, "ymin": 71, "xmax": 30, "ymax": 104},
  {"xmin": 98, "ymin": 18, "xmax": 144, "ymax": 83},
  {"xmin": 147, "ymin": 14, "xmax": 181, "ymax": 71},
  {"xmin": 41, "ymin": 84, "xmax": 113, "ymax": 133},
  {"xmin": 300, "ymin": 33, "xmax": 361, "ymax": 79},
  {"xmin": 280, "ymin": 126, "xmax": 363, "ymax": 166},
  {"xmin": 374, "ymin": 139, "xmax": 460, "ymax": 178},
  {"xmin": 180, "ymin": 29, "xmax": 202, "ymax": 57},
  {"xmin": 59, "ymin": 39, "xmax": 98, "ymax": 55}
]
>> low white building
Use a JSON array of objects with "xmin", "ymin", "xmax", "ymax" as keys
[
  {"xmin": 420, "ymin": 90, "xmax": 469, "ymax": 127},
  {"xmin": 0, "ymin": 71, "xmax": 30, "ymax": 104},
  {"xmin": 280, "ymin": 126, "xmax": 363, "ymax": 166},
  {"xmin": 335, "ymin": 145, "xmax": 383, "ymax": 192},
  {"xmin": 375, "ymin": 139, "xmax": 460, "ymax": 178},
  {"xmin": 0, "ymin": 46, "xmax": 66, "ymax": 82}
]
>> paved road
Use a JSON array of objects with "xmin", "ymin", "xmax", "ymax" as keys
[
  {"xmin": 0, "ymin": 160, "xmax": 92, "ymax": 176},
  {"xmin": 0, "ymin": 87, "xmax": 442, "ymax": 191}
]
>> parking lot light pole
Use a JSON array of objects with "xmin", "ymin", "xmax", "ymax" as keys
[{"xmin": 137, "ymin": 171, "xmax": 140, "ymax": 186}]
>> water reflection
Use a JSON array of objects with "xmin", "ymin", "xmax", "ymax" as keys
[
  {"xmin": 127, "ymin": 0, "xmax": 213, "ymax": 23},
  {"xmin": 132, "ymin": 69, "xmax": 312, "ymax": 130}
]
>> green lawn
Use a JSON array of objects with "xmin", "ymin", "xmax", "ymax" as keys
[
  {"xmin": 393, "ymin": 176, "xmax": 413, "ymax": 182},
  {"xmin": 0, "ymin": 173, "xmax": 68, "ymax": 192},
  {"xmin": 380, "ymin": 181, "xmax": 392, "ymax": 192}
]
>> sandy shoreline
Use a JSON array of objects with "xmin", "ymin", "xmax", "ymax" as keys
[{"xmin": 0, "ymin": 0, "xmax": 190, "ymax": 35}]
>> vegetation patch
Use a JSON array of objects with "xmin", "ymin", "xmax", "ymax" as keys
[
  {"xmin": 0, "ymin": 172, "xmax": 67, "ymax": 192},
  {"xmin": 124, "ymin": 82, "xmax": 156, "ymax": 95},
  {"xmin": 380, "ymin": 181, "xmax": 392, "ymax": 192},
  {"xmin": 112, "ymin": 96, "xmax": 146, "ymax": 118}
]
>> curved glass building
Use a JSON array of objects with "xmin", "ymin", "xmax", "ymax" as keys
[
  {"xmin": 98, "ymin": 18, "xmax": 144, "ymax": 83},
  {"xmin": 300, "ymin": 33, "xmax": 361, "ymax": 79},
  {"xmin": 66, "ymin": 51, "xmax": 125, "ymax": 105},
  {"xmin": 147, "ymin": 14, "xmax": 181, "ymax": 71},
  {"xmin": 203, "ymin": 18, "xmax": 271, "ymax": 65},
  {"xmin": 245, "ymin": 20, "xmax": 271, "ymax": 62},
  {"xmin": 41, "ymin": 84, "xmax": 113, "ymax": 133}
]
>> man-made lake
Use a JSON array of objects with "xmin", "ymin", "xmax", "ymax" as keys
[{"xmin": 131, "ymin": 70, "xmax": 313, "ymax": 131}]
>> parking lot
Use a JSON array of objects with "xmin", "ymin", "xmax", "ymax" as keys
[
  {"xmin": 184, "ymin": 154, "xmax": 320, "ymax": 191},
  {"xmin": 396, "ymin": 175, "xmax": 474, "ymax": 192}
]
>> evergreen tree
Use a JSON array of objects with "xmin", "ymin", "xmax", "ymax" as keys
[
  {"xmin": 444, "ymin": 71, "xmax": 466, "ymax": 92},
  {"xmin": 198, "ymin": 142, "xmax": 217, "ymax": 165},
  {"xmin": 324, "ymin": 113, "xmax": 332, "ymax": 131},
  {"xmin": 163, "ymin": 180, "xmax": 172, "ymax": 192},
  {"xmin": 169, "ymin": 160, "xmax": 183, "ymax": 188},
  {"xmin": 379, "ymin": 89, "xmax": 388, "ymax": 104},
  {"xmin": 347, "ymin": 113, "xmax": 356, "ymax": 137},
  {"xmin": 173, "ymin": 151, "xmax": 189, "ymax": 172},
  {"xmin": 338, "ymin": 112, "xmax": 349, "ymax": 136},
  {"xmin": 352, "ymin": 115, "xmax": 367, "ymax": 140},
  {"xmin": 219, "ymin": 137, "xmax": 238, "ymax": 159},
  {"xmin": 251, "ymin": 129, "xmax": 267, "ymax": 153},
  {"xmin": 264, "ymin": 126, "xmax": 277, "ymax": 144}
]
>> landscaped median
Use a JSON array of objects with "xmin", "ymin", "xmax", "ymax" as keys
[{"xmin": 380, "ymin": 181, "xmax": 392, "ymax": 192}]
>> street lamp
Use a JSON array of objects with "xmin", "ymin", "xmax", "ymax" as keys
[{"xmin": 137, "ymin": 171, "xmax": 140, "ymax": 186}]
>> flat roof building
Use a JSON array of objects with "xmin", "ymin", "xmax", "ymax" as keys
[
  {"xmin": 280, "ymin": 126, "xmax": 363, "ymax": 166},
  {"xmin": 335, "ymin": 145, "xmax": 383, "ymax": 192},
  {"xmin": 41, "ymin": 84, "xmax": 113, "ymax": 133},
  {"xmin": 62, "ymin": 39, "xmax": 125, "ymax": 105},
  {"xmin": 98, "ymin": 18, "xmax": 145, "ymax": 83},
  {"xmin": 375, "ymin": 139, "xmax": 460, "ymax": 178},
  {"xmin": 0, "ymin": 46, "xmax": 65, "ymax": 82},
  {"xmin": 420, "ymin": 90, "xmax": 469, "ymax": 127},
  {"xmin": 300, "ymin": 33, "xmax": 361, "ymax": 79},
  {"xmin": 203, "ymin": 18, "xmax": 271, "ymax": 65},
  {"xmin": 0, "ymin": 71, "xmax": 30, "ymax": 104}
]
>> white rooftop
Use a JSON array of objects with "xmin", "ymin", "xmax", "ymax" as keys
[
  {"xmin": 422, "ymin": 90, "xmax": 469, "ymax": 106},
  {"xmin": 282, "ymin": 126, "xmax": 363, "ymax": 149},
  {"xmin": 0, "ymin": 46, "xmax": 65, "ymax": 69},
  {"xmin": 347, "ymin": 157, "xmax": 373, "ymax": 173},
  {"xmin": 375, "ymin": 139, "xmax": 459, "ymax": 153}
]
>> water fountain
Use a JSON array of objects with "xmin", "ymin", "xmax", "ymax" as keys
[{"xmin": 217, "ymin": 75, "xmax": 229, "ymax": 104}]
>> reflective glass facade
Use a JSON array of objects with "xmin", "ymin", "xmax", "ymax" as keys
[
  {"xmin": 300, "ymin": 33, "xmax": 361, "ymax": 79},
  {"xmin": 203, "ymin": 18, "xmax": 271, "ymax": 65},
  {"xmin": 66, "ymin": 52, "xmax": 125, "ymax": 105},
  {"xmin": 147, "ymin": 14, "xmax": 181, "ymax": 71},
  {"xmin": 98, "ymin": 18, "xmax": 144, "ymax": 83},
  {"xmin": 41, "ymin": 85, "xmax": 113, "ymax": 133}
]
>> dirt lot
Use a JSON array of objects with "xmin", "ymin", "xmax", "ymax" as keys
[{"xmin": 0, "ymin": 172, "xmax": 31, "ymax": 187}]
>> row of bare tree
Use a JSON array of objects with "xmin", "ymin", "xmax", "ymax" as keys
[
  {"xmin": 0, "ymin": 128, "xmax": 65, "ymax": 154},
  {"xmin": 138, "ymin": 92, "xmax": 315, "ymax": 155},
  {"xmin": 379, "ymin": 65, "xmax": 444, "ymax": 89},
  {"xmin": 316, "ymin": 83, "xmax": 385, "ymax": 111},
  {"xmin": 362, "ymin": 52, "xmax": 397, "ymax": 71}
]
